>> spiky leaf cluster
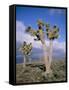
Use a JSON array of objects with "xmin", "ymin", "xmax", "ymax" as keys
[
  {"xmin": 25, "ymin": 19, "xmax": 59, "ymax": 41},
  {"xmin": 46, "ymin": 24, "xmax": 59, "ymax": 40},
  {"xmin": 26, "ymin": 26, "xmax": 37, "ymax": 36},
  {"xmin": 21, "ymin": 42, "xmax": 32, "ymax": 55},
  {"xmin": 37, "ymin": 19, "xmax": 44, "ymax": 28}
]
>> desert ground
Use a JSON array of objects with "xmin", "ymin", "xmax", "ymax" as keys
[{"xmin": 16, "ymin": 59, "xmax": 66, "ymax": 84}]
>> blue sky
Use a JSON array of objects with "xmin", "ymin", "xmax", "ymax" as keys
[
  {"xmin": 16, "ymin": 6, "xmax": 66, "ymax": 62},
  {"xmin": 16, "ymin": 6, "xmax": 66, "ymax": 42}
]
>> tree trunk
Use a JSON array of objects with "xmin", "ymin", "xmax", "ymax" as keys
[
  {"xmin": 49, "ymin": 40, "xmax": 53, "ymax": 69},
  {"xmin": 23, "ymin": 55, "xmax": 26, "ymax": 68},
  {"xmin": 39, "ymin": 32, "xmax": 51, "ymax": 74},
  {"xmin": 42, "ymin": 42, "xmax": 51, "ymax": 74}
]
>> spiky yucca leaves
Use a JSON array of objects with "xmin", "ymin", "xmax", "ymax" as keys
[
  {"xmin": 26, "ymin": 26, "xmax": 44, "ymax": 41},
  {"xmin": 21, "ymin": 42, "xmax": 32, "ymax": 55},
  {"xmin": 53, "ymin": 25, "xmax": 59, "ymax": 39},
  {"xmin": 26, "ymin": 20, "xmax": 45, "ymax": 41},
  {"xmin": 46, "ymin": 24, "xmax": 59, "ymax": 40},
  {"xmin": 46, "ymin": 23, "xmax": 50, "ymax": 32},
  {"xmin": 26, "ymin": 26, "xmax": 37, "ymax": 36},
  {"xmin": 37, "ymin": 19, "xmax": 44, "ymax": 28}
]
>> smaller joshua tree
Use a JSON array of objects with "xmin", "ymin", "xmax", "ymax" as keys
[{"xmin": 19, "ymin": 41, "xmax": 32, "ymax": 67}]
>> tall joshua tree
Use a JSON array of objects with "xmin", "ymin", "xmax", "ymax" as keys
[
  {"xmin": 19, "ymin": 41, "xmax": 32, "ymax": 67},
  {"xmin": 26, "ymin": 20, "xmax": 50, "ymax": 74},
  {"xmin": 26, "ymin": 19, "xmax": 59, "ymax": 75},
  {"xmin": 36, "ymin": 20, "xmax": 51, "ymax": 74}
]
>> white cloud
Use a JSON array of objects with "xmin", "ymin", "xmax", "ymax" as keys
[
  {"xmin": 53, "ymin": 40, "xmax": 66, "ymax": 53},
  {"xmin": 49, "ymin": 9, "xmax": 65, "ymax": 15},
  {"xmin": 16, "ymin": 21, "xmax": 66, "ymax": 53},
  {"xmin": 16, "ymin": 21, "xmax": 42, "ymax": 48},
  {"xmin": 16, "ymin": 21, "xmax": 26, "ymax": 32},
  {"xmin": 45, "ymin": 40, "xmax": 65, "ymax": 53},
  {"xmin": 16, "ymin": 21, "xmax": 33, "ymax": 43}
]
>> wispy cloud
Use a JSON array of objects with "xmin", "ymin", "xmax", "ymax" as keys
[{"xmin": 49, "ymin": 9, "xmax": 65, "ymax": 15}]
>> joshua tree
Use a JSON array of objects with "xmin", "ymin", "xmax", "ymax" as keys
[
  {"xmin": 26, "ymin": 19, "xmax": 59, "ymax": 75},
  {"xmin": 26, "ymin": 20, "xmax": 50, "ymax": 74},
  {"xmin": 36, "ymin": 20, "xmax": 51, "ymax": 74},
  {"xmin": 19, "ymin": 41, "xmax": 32, "ymax": 67}
]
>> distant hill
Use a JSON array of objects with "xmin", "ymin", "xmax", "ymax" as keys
[{"xmin": 16, "ymin": 41, "xmax": 65, "ymax": 64}]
